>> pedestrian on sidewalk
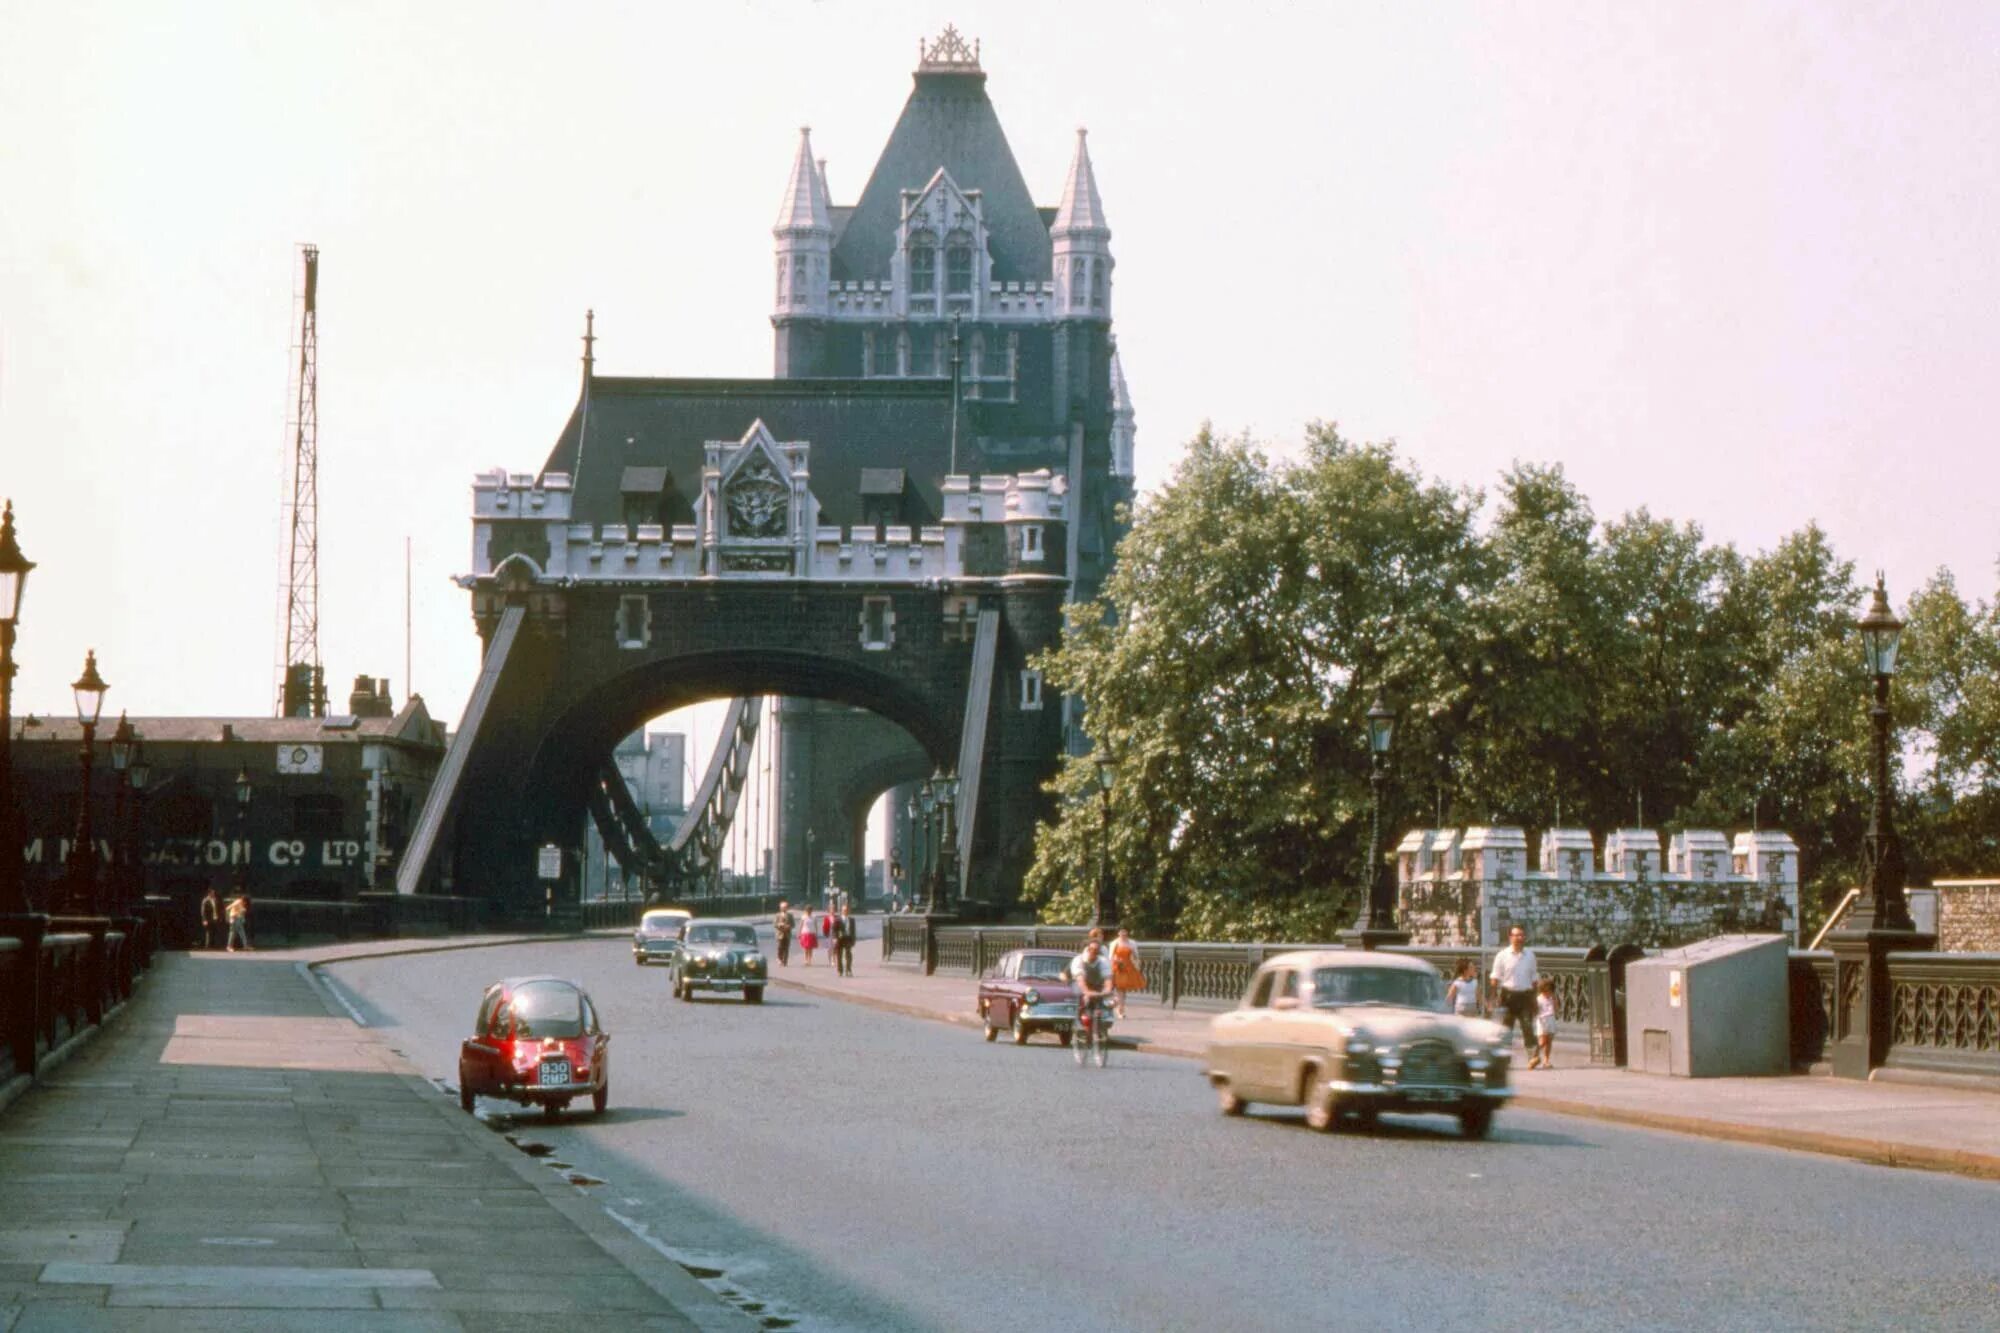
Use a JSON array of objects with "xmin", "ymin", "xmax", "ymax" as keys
[
  {"xmin": 834, "ymin": 906, "xmax": 856, "ymax": 976},
  {"xmin": 1446, "ymin": 960, "xmax": 1481, "ymax": 1018},
  {"xmin": 1532, "ymin": 979, "xmax": 1558, "ymax": 1070},
  {"xmin": 1109, "ymin": 927, "xmax": 1144, "ymax": 1020},
  {"xmin": 774, "ymin": 901, "xmax": 793, "ymax": 966},
  {"xmin": 1487, "ymin": 925, "xmax": 1538, "ymax": 1061},
  {"xmin": 225, "ymin": 891, "xmax": 252, "ymax": 952},
  {"xmin": 198, "ymin": 885, "xmax": 222, "ymax": 950},
  {"xmin": 800, "ymin": 912, "xmax": 818, "ymax": 966}
]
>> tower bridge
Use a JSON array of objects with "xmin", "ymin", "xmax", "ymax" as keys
[{"xmin": 397, "ymin": 31, "xmax": 1132, "ymax": 917}]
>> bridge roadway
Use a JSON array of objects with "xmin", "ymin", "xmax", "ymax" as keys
[{"xmin": 324, "ymin": 930, "xmax": 2000, "ymax": 1332}]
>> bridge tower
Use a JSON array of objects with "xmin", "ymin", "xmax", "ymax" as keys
[{"xmin": 764, "ymin": 29, "xmax": 1136, "ymax": 905}]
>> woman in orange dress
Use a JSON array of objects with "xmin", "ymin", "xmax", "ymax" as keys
[{"xmin": 1109, "ymin": 926, "xmax": 1144, "ymax": 1020}]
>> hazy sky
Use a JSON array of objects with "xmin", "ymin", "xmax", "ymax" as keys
[{"xmin": 3, "ymin": 1, "xmax": 1996, "ymax": 729}]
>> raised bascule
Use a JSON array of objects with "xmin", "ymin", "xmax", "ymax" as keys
[{"xmin": 398, "ymin": 30, "xmax": 1134, "ymax": 917}]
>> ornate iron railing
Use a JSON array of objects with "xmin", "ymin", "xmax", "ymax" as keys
[{"xmin": 1884, "ymin": 951, "xmax": 2000, "ymax": 1077}]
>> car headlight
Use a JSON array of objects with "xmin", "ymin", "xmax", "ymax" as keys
[
  {"xmin": 1023, "ymin": 988, "xmax": 1042, "ymax": 1007},
  {"xmin": 746, "ymin": 956, "xmax": 765, "ymax": 970},
  {"xmin": 1344, "ymin": 1034, "xmax": 1373, "ymax": 1055},
  {"xmin": 692, "ymin": 957, "xmax": 710, "ymax": 969}
]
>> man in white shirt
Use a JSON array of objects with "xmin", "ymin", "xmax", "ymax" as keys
[{"xmin": 1488, "ymin": 925, "xmax": 1539, "ymax": 1061}]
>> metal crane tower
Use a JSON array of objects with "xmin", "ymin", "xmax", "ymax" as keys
[{"xmin": 276, "ymin": 243, "xmax": 325, "ymax": 717}]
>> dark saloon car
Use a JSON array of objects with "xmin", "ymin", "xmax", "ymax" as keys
[
  {"xmin": 977, "ymin": 948, "xmax": 1080, "ymax": 1045},
  {"xmin": 458, "ymin": 976, "xmax": 610, "ymax": 1119},
  {"xmin": 632, "ymin": 908, "xmax": 693, "ymax": 966},
  {"xmin": 670, "ymin": 920, "xmax": 768, "ymax": 1003}
]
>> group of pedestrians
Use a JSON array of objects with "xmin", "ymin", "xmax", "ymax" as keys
[
  {"xmin": 1453, "ymin": 925, "xmax": 1557, "ymax": 1069},
  {"xmin": 197, "ymin": 886, "xmax": 253, "ymax": 952},
  {"xmin": 1065, "ymin": 926, "xmax": 1147, "ymax": 1019},
  {"xmin": 771, "ymin": 900, "xmax": 855, "ymax": 975}
]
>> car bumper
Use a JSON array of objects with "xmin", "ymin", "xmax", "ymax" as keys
[
  {"xmin": 684, "ymin": 976, "xmax": 764, "ymax": 990},
  {"xmin": 1328, "ymin": 1081, "xmax": 1513, "ymax": 1110},
  {"xmin": 635, "ymin": 947, "xmax": 681, "ymax": 963},
  {"xmin": 491, "ymin": 1078, "xmax": 598, "ymax": 1104},
  {"xmin": 1018, "ymin": 1003, "xmax": 1078, "ymax": 1028}
]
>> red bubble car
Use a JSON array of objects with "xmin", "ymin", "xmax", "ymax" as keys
[{"xmin": 458, "ymin": 976, "xmax": 610, "ymax": 1119}]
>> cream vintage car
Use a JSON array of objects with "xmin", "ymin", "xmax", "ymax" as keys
[{"xmin": 1204, "ymin": 950, "xmax": 1512, "ymax": 1139}]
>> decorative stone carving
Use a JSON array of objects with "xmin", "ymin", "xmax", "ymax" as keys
[{"xmin": 725, "ymin": 458, "xmax": 790, "ymax": 539}]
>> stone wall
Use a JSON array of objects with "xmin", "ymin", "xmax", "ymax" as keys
[
  {"xmin": 1396, "ymin": 826, "xmax": 1801, "ymax": 950},
  {"xmin": 1934, "ymin": 880, "xmax": 2000, "ymax": 953}
]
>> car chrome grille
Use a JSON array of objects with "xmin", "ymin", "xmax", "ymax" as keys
[{"xmin": 1399, "ymin": 1040, "xmax": 1467, "ymax": 1088}]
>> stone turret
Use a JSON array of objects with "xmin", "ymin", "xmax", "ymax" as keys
[
  {"xmin": 773, "ymin": 127, "xmax": 833, "ymax": 374},
  {"xmin": 1050, "ymin": 128, "xmax": 1112, "ymax": 318}
]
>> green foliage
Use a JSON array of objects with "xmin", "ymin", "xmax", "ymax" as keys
[{"xmin": 1026, "ymin": 424, "xmax": 2000, "ymax": 941}]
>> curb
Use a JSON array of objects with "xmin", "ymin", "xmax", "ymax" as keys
[
  {"xmin": 1506, "ymin": 1092, "xmax": 2000, "ymax": 1182},
  {"xmin": 300, "ymin": 956, "xmax": 755, "ymax": 1331},
  {"xmin": 775, "ymin": 974, "xmax": 2000, "ymax": 1183}
]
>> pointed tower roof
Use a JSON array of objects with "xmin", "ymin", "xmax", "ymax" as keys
[
  {"xmin": 1110, "ymin": 345, "xmax": 1132, "ymax": 413},
  {"xmin": 831, "ymin": 32, "xmax": 1050, "ymax": 283},
  {"xmin": 774, "ymin": 126, "xmax": 833, "ymax": 235},
  {"xmin": 1051, "ymin": 128, "xmax": 1109, "ymax": 238}
]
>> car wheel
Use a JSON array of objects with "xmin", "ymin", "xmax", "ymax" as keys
[
  {"xmin": 1058, "ymin": 1030, "xmax": 1073, "ymax": 1048},
  {"xmin": 458, "ymin": 1077, "xmax": 474, "ymax": 1114},
  {"xmin": 1303, "ymin": 1078, "xmax": 1338, "ymax": 1133},
  {"xmin": 746, "ymin": 987, "xmax": 764, "ymax": 1005},
  {"xmin": 592, "ymin": 1081, "xmax": 608, "ymax": 1116},
  {"xmin": 1012, "ymin": 1012, "xmax": 1030, "ymax": 1045},
  {"xmin": 1460, "ymin": 1103, "xmax": 1494, "ymax": 1141},
  {"xmin": 984, "ymin": 1017, "xmax": 998, "ymax": 1042},
  {"xmin": 1217, "ymin": 1083, "xmax": 1247, "ymax": 1117},
  {"xmin": 542, "ymin": 1099, "xmax": 561, "ymax": 1120}
]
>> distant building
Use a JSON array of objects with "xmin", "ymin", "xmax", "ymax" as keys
[{"xmin": 8, "ymin": 676, "xmax": 444, "ymax": 919}]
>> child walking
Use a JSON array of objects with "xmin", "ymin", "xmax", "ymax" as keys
[
  {"xmin": 1531, "ymin": 978, "xmax": 1557, "ymax": 1069},
  {"xmin": 1446, "ymin": 960, "xmax": 1481, "ymax": 1017}
]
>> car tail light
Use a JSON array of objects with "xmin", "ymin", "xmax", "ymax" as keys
[{"xmin": 509, "ymin": 1043, "xmax": 538, "ymax": 1072}]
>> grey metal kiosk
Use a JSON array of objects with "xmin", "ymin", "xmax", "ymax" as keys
[{"xmin": 1623, "ymin": 934, "xmax": 1789, "ymax": 1077}]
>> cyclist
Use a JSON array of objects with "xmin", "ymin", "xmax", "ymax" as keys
[{"xmin": 1068, "ymin": 930, "xmax": 1114, "ymax": 1049}]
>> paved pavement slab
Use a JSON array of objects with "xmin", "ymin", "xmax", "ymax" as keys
[{"xmin": 0, "ymin": 951, "xmax": 754, "ymax": 1330}]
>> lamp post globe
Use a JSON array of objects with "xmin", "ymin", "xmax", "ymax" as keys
[{"xmin": 0, "ymin": 504, "xmax": 31, "ymax": 916}]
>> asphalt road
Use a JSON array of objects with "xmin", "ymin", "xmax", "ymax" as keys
[{"xmin": 325, "ymin": 934, "xmax": 2000, "ymax": 1332}]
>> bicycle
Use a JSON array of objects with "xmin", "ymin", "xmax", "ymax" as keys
[{"xmin": 1074, "ymin": 993, "xmax": 1112, "ymax": 1068}]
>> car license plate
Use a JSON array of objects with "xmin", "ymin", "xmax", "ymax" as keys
[
  {"xmin": 539, "ymin": 1060, "xmax": 571, "ymax": 1087},
  {"xmin": 1405, "ymin": 1087, "xmax": 1452, "ymax": 1104}
]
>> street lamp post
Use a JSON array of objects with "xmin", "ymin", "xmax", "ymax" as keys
[
  {"xmin": 233, "ymin": 766, "xmax": 254, "ymax": 895},
  {"xmin": 1828, "ymin": 574, "xmax": 1934, "ymax": 1078},
  {"xmin": 1343, "ymin": 688, "xmax": 1409, "ymax": 951},
  {"xmin": 127, "ymin": 740, "xmax": 151, "ymax": 916},
  {"xmin": 1094, "ymin": 759, "xmax": 1116, "ymax": 928},
  {"xmin": 109, "ymin": 714, "xmax": 134, "ymax": 915},
  {"xmin": 934, "ymin": 771, "xmax": 958, "ymax": 916},
  {"xmin": 65, "ymin": 652, "xmax": 109, "ymax": 916},
  {"xmin": 917, "ymin": 780, "xmax": 937, "ymax": 912},
  {"xmin": 0, "ymin": 501, "xmax": 34, "ymax": 917}
]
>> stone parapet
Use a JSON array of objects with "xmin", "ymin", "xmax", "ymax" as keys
[{"xmin": 1397, "ymin": 825, "xmax": 1801, "ymax": 950}]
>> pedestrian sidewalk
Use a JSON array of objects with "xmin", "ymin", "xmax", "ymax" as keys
[
  {"xmin": 0, "ymin": 947, "xmax": 751, "ymax": 1331},
  {"xmin": 771, "ymin": 927, "xmax": 2000, "ymax": 1183}
]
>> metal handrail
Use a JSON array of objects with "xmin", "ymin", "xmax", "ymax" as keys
[{"xmin": 1808, "ymin": 888, "xmax": 1861, "ymax": 951}]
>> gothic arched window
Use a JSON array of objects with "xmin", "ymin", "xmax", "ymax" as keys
[
  {"xmin": 1092, "ymin": 261, "xmax": 1107, "ymax": 310},
  {"xmin": 946, "ymin": 242, "xmax": 973, "ymax": 296},
  {"xmin": 1070, "ymin": 257, "xmax": 1088, "ymax": 311},
  {"xmin": 776, "ymin": 257, "xmax": 788, "ymax": 303},
  {"xmin": 792, "ymin": 255, "xmax": 808, "ymax": 305},
  {"xmin": 909, "ymin": 241, "xmax": 937, "ymax": 295}
]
